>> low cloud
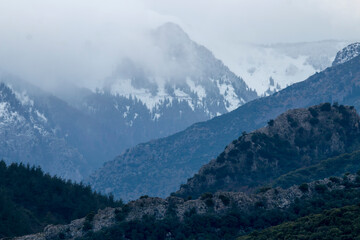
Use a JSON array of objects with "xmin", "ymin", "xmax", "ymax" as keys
[{"xmin": 0, "ymin": 0, "xmax": 359, "ymax": 92}]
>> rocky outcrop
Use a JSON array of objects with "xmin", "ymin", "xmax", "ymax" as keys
[
  {"xmin": 12, "ymin": 174, "xmax": 360, "ymax": 240},
  {"xmin": 12, "ymin": 208, "xmax": 116, "ymax": 240}
]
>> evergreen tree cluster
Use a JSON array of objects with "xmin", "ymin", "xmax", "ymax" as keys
[{"xmin": 0, "ymin": 161, "xmax": 123, "ymax": 238}]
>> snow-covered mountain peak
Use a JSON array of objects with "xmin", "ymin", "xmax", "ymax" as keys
[
  {"xmin": 332, "ymin": 42, "xmax": 360, "ymax": 66},
  {"xmin": 103, "ymin": 22, "xmax": 257, "ymax": 119}
]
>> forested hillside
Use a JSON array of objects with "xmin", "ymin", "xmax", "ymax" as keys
[
  {"xmin": 238, "ymin": 204, "xmax": 360, "ymax": 240},
  {"xmin": 176, "ymin": 103, "xmax": 360, "ymax": 198},
  {"xmin": 0, "ymin": 161, "xmax": 122, "ymax": 238}
]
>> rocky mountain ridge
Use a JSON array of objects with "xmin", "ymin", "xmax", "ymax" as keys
[{"xmin": 176, "ymin": 104, "xmax": 360, "ymax": 198}]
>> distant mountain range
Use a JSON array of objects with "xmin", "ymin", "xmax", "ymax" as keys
[{"xmin": 89, "ymin": 42, "xmax": 360, "ymax": 201}]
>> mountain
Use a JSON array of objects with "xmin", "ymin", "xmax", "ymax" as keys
[
  {"xmin": 89, "ymin": 45, "xmax": 360, "ymax": 201},
  {"xmin": 332, "ymin": 42, "xmax": 360, "ymax": 66},
  {"xmin": 1, "ymin": 22, "xmax": 257, "ymax": 180},
  {"xmin": 0, "ymin": 80, "xmax": 86, "ymax": 180},
  {"xmin": 175, "ymin": 104, "xmax": 360, "ymax": 198},
  {"xmin": 14, "ymin": 102, "xmax": 360, "ymax": 240},
  {"xmin": 221, "ymin": 40, "xmax": 349, "ymax": 96},
  {"xmin": 69, "ymin": 22, "xmax": 257, "ymax": 146},
  {"xmin": 0, "ymin": 161, "xmax": 121, "ymax": 238}
]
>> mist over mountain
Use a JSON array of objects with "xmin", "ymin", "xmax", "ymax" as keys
[
  {"xmin": 89, "ymin": 45, "xmax": 360, "ymax": 201},
  {"xmin": 0, "ymin": 23, "xmax": 257, "ymax": 180},
  {"xmin": 225, "ymin": 40, "xmax": 349, "ymax": 96},
  {"xmin": 2, "ymin": 1, "xmax": 360, "ymax": 239},
  {"xmin": 0, "ymin": 78, "xmax": 86, "ymax": 180},
  {"xmin": 62, "ymin": 22, "xmax": 258, "ymax": 152}
]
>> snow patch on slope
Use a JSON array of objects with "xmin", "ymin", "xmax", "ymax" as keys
[
  {"xmin": 216, "ymin": 79, "xmax": 241, "ymax": 112},
  {"xmin": 186, "ymin": 78, "xmax": 206, "ymax": 99},
  {"xmin": 0, "ymin": 102, "xmax": 23, "ymax": 124},
  {"xmin": 13, "ymin": 89, "xmax": 34, "ymax": 106},
  {"xmin": 110, "ymin": 79, "xmax": 168, "ymax": 111}
]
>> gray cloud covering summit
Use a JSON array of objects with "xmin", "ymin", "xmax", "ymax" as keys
[{"xmin": 0, "ymin": 0, "xmax": 359, "ymax": 91}]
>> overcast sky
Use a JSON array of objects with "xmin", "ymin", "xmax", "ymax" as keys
[{"xmin": 0, "ymin": 0, "xmax": 359, "ymax": 90}]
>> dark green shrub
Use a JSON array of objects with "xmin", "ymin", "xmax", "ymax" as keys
[
  {"xmin": 287, "ymin": 115, "xmax": 298, "ymax": 127},
  {"xmin": 115, "ymin": 207, "xmax": 130, "ymax": 222},
  {"xmin": 82, "ymin": 221, "xmax": 92, "ymax": 231},
  {"xmin": 83, "ymin": 212, "xmax": 95, "ymax": 231},
  {"xmin": 85, "ymin": 212, "xmax": 95, "ymax": 222},
  {"xmin": 258, "ymin": 186, "xmax": 272, "ymax": 193},
  {"xmin": 309, "ymin": 108, "xmax": 319, "ymax": 117},
  {"xmin": 255, "ymin": 200, "xmax": 265, "ymax": 208},
  {"xmin": 238, "ymin": 141, "xmax": 251, "ymax": 151},
  {"xmin": 320, "ymin": 103, "xmax": 331, "ymax": 111},
  {"xmin": 219, "ymin": 194, "xmax": 230, "ymax": 206},
  {"xmin": 315, "ymin": 184, "xmax": 327, "ymax": 194},
  {"xmin": 201, "ymin": 192, "xmax": 213, "ymax": 200},
  {"xmin": 205, "ymin": 198, "xmax": 214, "ymax": 207},
  {"xmin": 268, "ymin": 119, "xmax": 275, "ymax": 126},
  {"xmin": 309, "ymin": 117, "xmax": 319, "ymax": 125},
  {"xmin": 299, "ymin": 183, "xmax": 309, "ymax": 193},
  {"xmin": 58, "ymin": 232, "xmax": 65, "ymax": 239}
]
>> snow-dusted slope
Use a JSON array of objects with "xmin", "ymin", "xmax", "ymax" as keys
[
  {"xmin": 332, "ymin": 42, "xmax": 360, "ymax": 66},
  {"xmin": 0, "ymin": 23, "xmax": 257, "ymax": 181},
  {"xmin": 103, "ymin": 23, "xmax": 257, "ymax": 121},
  {"xmin": 217, "ymin": 41, "xmax": 349, "ymax": 96},
  {"xmin": 0, "ymin": 81, "xmax": 85, "ymax": 181},
  {"xmin": 66, "ymin": 23, "xmax": 258, "ymax": 152}
]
